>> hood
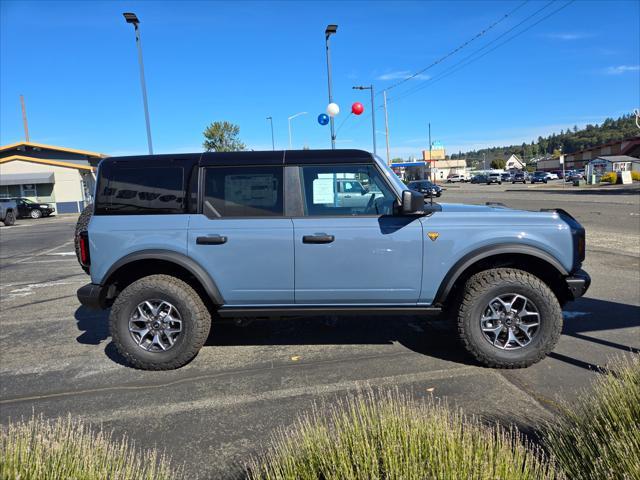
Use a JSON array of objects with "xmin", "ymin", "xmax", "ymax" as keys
[{"xmin": 438, "ymin": 203, "xmax": 520, "ymax": 213}]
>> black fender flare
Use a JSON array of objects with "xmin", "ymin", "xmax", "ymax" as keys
[
  {"xmin": 433, "ymin": 243, "xmax": 568, "ymax": 305},
  {"xmin": 101, "ymin": 249, "xmax": 224, "ymax": 305}
]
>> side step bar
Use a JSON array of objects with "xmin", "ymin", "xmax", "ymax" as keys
[{"xmin": 216, "ymin": 306, "xmax": 442, "ymax": 318}]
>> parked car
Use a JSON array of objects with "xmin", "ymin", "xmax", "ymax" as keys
[
  {"xmin": 531, "ymin": 171, "xmax": 549, "ymax": 184},
  {"xmin": 335, "ymin": 178, "xmax": 385, "ymax": 208},
  {"xmin": 0, "ymin": 198, "xmax": 17, "ymax": 226},
  {"xmin": 553, "ymin": 170, "xmax": 565, "ymax": 179},
  {"xmin": 500, "ymin": 173, "xmax": 512, "ymax": 182},
  {"xmin": 470, "ymin": 174, "xmax": 488, "ymax": 184},
  {"xmin": 446, "ymin": 174, "xmax": 468, "ymax": 183},
  {"xmin": 511, "ymin": 172, "xmax": 528, "ymax": 184},
  {"xmin": 565, "ymin": 170, "xmax": 584, "ymax": 182},
  {"xmin": 10, "ymin": 197, "xmax": 55, "ymax": 218},
  {"xmin": 486, "ymin": 173, "xmax": 502, "ymax": 185},
  {"xmin": 76, "ymin": 149, "xmax": 589, "ymax": 371},
  {"xmin": 407, "ymin": 180, "xmax": 442, "ymax": 198},
  {"xmin": 546, "ymin": 172, "xmax": 559, "ymax": 180}
]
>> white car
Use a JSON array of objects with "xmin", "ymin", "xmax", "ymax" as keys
[
  {"xmin": 546, "ymin": 172, "xmax": 559, "ymax": 180},
  {"xmin": 447, "ymin": 174, "xmax": 468, "ymax": 183}
]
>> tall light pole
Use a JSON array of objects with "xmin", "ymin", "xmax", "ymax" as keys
[
  {"xmin": 266, "ymin": 116, "xmax": 275, "ymax": 150},
  {"xmin": 352, "ymin": 85, "xmax": 377, "ymax": 155},
  {"xmin": 325, "ymin": 24, "xmax": 338, "ymax": 150},
  {"xmin": 288, "ymin": 112, "xmax": 307, "ymax": 149},
  {"xmin": 123, "ymin": 12, "xmax": 153, "ymax": 155}
]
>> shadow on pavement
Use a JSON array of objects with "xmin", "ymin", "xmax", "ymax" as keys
[{"xmin": 74, "ymin": 297, "xmax": 639, "ymax": 370}]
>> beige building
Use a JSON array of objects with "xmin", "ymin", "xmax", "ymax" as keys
[
  {"xmin": 505, "ymin": 154, "xmax": 525, "ymax": 171},
  {"xmin": 0, "ymin": 142, "xmax": 105, "ymax": 213},
  {"xmin": 426, "ymin": 159, "xmax": 467, "ymax": 181}
]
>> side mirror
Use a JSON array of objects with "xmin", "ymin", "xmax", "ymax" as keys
[{"xmin": 401, "ymin": 190, "xmax": 425, "ymax": 215}]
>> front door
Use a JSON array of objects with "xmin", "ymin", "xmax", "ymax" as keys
[
  {"xmin": 293, "ymin": 163, "xmax": 423, "ymax": 304},
  {"xmin": 188, "ymin": 165, "xmax": 294, "ymax": 305}
]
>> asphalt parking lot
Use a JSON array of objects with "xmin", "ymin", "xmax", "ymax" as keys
[{"xmin": 1, "ymin": 183, "xmax": 639, "ymax": 479}]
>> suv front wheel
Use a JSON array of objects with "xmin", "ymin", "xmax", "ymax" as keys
[
  {"xmin": 456, "ymin": 268, "xmax": 562, "ymax": 368},
  {"xmin": 110, "ymin": 275, "xmax": 211, "ymax": 370}
]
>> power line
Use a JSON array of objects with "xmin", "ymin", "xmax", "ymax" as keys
[
  {"xmin": 385, "ymin": 1, "xmax": 529, "ymax": 92},
  {"xmin": 388, "ymin": 1, "xmax": 572, "ymax": 104}
]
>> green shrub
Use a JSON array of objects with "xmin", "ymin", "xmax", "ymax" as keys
[
  {"xmin": 600, "ymin": 172, "xmax": 617, "ymax": 183},
  {"xmin": 247, "ymin": 389, "xmax": 558, "ymax": 480},
  {"xmin": 0, "ymin": 414, "xmax": 182, "ymax": 480},
  {"xmin": 545, "ymin": 354, "xmax": 640, "ymax": 480},
  {"xmin": 631, "ymin": 171, "xmax": 640, "ymax": 181}
]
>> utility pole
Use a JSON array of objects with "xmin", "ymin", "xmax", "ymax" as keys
[
  {"xmin": 266, "ymin": 116, "xmax": 275, "ymax": 150},
  {"xmin": 20, "ymin": 95, "xmax": 30, "ymax": 142},
  {"xmin": 428, "ymin": 123, "xmax": 432, "ymax": 182},
  {"xmin": 325, "ymin": 25, "xmax": 338, "ymax": 150},
  {"xmin": 483, "ymin": 152, "xmax": 486, "ymax": 172},
  {"xmin": 383, "ymin": 90, "xmax": 391, "ymax": 164},
  {"xmin": 123, "ymin": 13, "xmax": 153, "ymax": 155}
]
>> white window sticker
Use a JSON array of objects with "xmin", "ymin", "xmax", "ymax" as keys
[{"xmin": 312, "ymin": 178, "xmax": 335, "ymax": 204}]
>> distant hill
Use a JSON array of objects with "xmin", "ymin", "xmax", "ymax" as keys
[{"xmin": 451, "ymin": 114, "xmax": 639, "ymax": 164}]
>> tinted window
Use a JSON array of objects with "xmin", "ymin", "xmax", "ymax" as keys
[
  {"xmin": 204, "ymin": 166, "xmax": 283, "ymax": 217},
  {"xmin": 96, "ymin": 166, "xmax": 185, "ymax": 215},
  {"xmin": 300, "ymin": 164, "xmax": 396, "ymax": 216}
]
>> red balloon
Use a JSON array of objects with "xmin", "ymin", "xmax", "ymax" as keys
[{"xmin": 351, "ymin": 102, "xmax": 364, "ymax": 115}]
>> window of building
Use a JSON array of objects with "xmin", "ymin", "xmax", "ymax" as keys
[
  {"xmin": 203, "ymin": 166, "xmax": 283, "ymax": 217},
  {"xmin": 95, "ymin": 166, "xmax": 185, "ymax": 215},
  {"xmin": 299, "ymin": 164, "xmax": 396, "ymax": 216},
  {"xmin": 22, "ymin": 184, "xmax": 37, "ymax": 197}
]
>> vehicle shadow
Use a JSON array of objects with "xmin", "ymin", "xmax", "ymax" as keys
[{"xmin": 74, "ymin": 297, "xmax": 639, "ymax": 370}]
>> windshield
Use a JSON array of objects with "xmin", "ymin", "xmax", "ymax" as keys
[
  {"xmin": 21, "ymin": 198, "xmax": 36, "ymax": 204},
  {"xmin": 373, "ymin": 155, "xmax": 405, "ymax": 196}
]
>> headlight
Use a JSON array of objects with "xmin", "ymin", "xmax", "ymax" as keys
[{"xmin": 40, "ymin": 205, "xmax": 48, "ymax": 208}]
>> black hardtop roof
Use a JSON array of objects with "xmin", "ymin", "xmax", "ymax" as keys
[{"xmin": 100, "ymin": 149, "xmax": 374, "ymax": 168}]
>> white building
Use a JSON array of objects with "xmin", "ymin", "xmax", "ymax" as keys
[{"xmin": 505, "ymin": 154, "xmax": 525, "ymax": 171}]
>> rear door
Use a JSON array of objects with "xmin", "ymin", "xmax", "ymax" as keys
[
  {"xmin": 292, "ymin": 162, "xmax": 423, "ymax": 304},
  {"xmin": 188, "ymin": 165, "xmax": 294, "ymax": 305}
]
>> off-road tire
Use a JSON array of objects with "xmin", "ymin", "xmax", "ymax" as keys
[
  {"xmin": 74, "ymin": 203, "xmax": 93, "ymax": 274},
  {"xmin": 457, "ymin": 268, "xmax": 562, "ymax": 368},
  {"xmin": 110, "ymin": 275, "xmax": 211, "ymax": 370},
  {"xmin": 3, "ymin": 210, "xmax": 15, "ymax": 226}
]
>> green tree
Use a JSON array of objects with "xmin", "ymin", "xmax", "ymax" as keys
[
  {"xmin": 202, "ymin": 121, "xmax": 246, "ymax": 152},
  {"xmin": 490, "ymin": 159, "xmax": 506, "ymax": 170}
]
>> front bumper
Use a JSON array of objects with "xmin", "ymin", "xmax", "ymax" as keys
[
  {"xmin": 77, "ymin": 283, "xmax": 105, "ymax": 310},
  {"xmin": 565, "ymin": 269, "xmax": 591, "ymax": 300}
]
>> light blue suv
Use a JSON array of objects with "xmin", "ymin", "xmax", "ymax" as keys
[{"xmin": 76, "ymin": 149, "xmax": 589, "ymax": 370}]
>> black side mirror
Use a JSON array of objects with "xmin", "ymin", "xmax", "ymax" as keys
[{"xmin": 401, "ymin": 190, "xmax": 425, "ymax": 215}]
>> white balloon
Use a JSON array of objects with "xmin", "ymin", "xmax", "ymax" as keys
[{"xmin": 326, "ymin": 103, "xmax": 340, "ymax": 117}]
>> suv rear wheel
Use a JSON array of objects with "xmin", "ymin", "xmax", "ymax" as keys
[
  {"xmin": 3, "ymin": 210, "xmax": 15, "ymax": 226},
  {"xmin": 110, "ymin": 275, "xmax": 211, "ymax": 370},
  {"xmin": 456, "ymin": 268, "xmax": 562, "ymax": 368}
]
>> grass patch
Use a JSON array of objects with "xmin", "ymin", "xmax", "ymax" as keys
[
  {"xmin": 0, "ymin": 413, "xmax": 182, "ymax": 480},
  {"xmin": 545, "ymin": 354, "xmax": 640, "ymax": 480},
  {"xmin": 247, "ymin": 389, "xmax": 558, "ymax": 480}
]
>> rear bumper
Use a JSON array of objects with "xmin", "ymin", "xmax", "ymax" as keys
[
  {"xmin": 77, "ymin": 283, "xmax": 105, "ymax": 310},
  {"xmin": 565, "ymin": 269, "xmax": 591, "ymax": 300}
]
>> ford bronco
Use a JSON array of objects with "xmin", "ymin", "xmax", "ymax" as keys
[{"xmin": 76, "ymin": 149, "xmax": 589, "ymax": 370}]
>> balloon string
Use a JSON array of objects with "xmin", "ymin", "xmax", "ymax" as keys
[{"xmin": 335, "ymin": 112, "xmax": 353, "ymax": 136}]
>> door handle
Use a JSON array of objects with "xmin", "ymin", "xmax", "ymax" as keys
[
  {"xmin": 196, "ymin": 235, "xmax": 227, "ymax": 245},
  {"xmin": 302, "ymin": 234, "xmax": 335, "ymax": 244},
  {"xmin": 344, "ymin": 195, "xmax": 352, "ymax": 198}
]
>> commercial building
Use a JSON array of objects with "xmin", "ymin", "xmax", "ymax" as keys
[
  {"xmin": 0, "ymin": 142, "xmax": 105, "ymax": 213},
  {"xmin": 585, "ymin": 155, "xmax": 640, "ymax": 181},
  {"xmin": 537, "ymin": 136, "xmax": 640, "ymax": 172}
]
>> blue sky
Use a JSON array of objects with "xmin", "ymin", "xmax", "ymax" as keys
[{"xmin": 1, "ymin": 0, "xmax": 639, "ymax": 158}]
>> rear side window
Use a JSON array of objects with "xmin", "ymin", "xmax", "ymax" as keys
[
  {"xmin": 95, "ymin": 166, "xmax": 185, "ymax": 215},
  {"xmin": 203, "ymin": 166, "xmax": 283, "ymax": 217}
]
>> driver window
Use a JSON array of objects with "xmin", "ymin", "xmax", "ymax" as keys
[{"xmin": 299, "ymin": 164, "xmax": 396, "ymax": 216}]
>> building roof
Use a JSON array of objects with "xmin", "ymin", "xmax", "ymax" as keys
[
  {"xmin": 0, "ymin": 155, "xmax": 95, "ymax": 171},
  {"xmin": 0, "ymin": 141, "xmax": 106, "ymax": 158},
  {"xmin": 591, "ymin": 155, "xmax": 640, "ymax": 163}
]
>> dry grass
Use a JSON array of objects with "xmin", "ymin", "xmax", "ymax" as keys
[
  {"xmin": 545, "ymin": 354, "xmax": 640, "ymax": 480},
  {"xmin": 0, "ymin": 413, "xmax": 182, "ymax": 480},
  {"xmin": 246, "ymin": 388, "xmax": 559, "ymax": 480}
]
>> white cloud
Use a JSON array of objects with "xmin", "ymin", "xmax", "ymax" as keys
[
  {"xmin": 543, "ymin": 32, "xmax": 592, "ymax": 41},
  {"xmin": 377, "ymin": 70, "xmax": 430, "ymax": 81},
  {"xmin": 603, "ymin": 65, "xmax": 640, "ymax": 75}
]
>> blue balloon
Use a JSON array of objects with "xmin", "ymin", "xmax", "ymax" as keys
[{"xmin": 317, "ymin": 113, "xmax": 329, "ymax": 126}]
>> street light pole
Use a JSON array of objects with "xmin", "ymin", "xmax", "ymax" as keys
[
  {"xmin": 266, "ymin": 116, "xmax": 275, "ymax": 150},
  {"xmin": 123, "ymin": 12, "xmax": 153, "ymax": 155},
  {"xmin": 325, "ymin": 25, "xmax": 338, "ymax": 150},
  {"xmin": 287, "ymin": 112, "xmax": 307, "ymax": 149},
  {"xmin": 352, "ymin": 85, "xmax": 377, "ymax": 155}
]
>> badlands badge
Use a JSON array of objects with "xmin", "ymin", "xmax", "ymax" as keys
[{"xmin": 427, "ymin": 232, "xmax": 439, "ymax": 242}]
